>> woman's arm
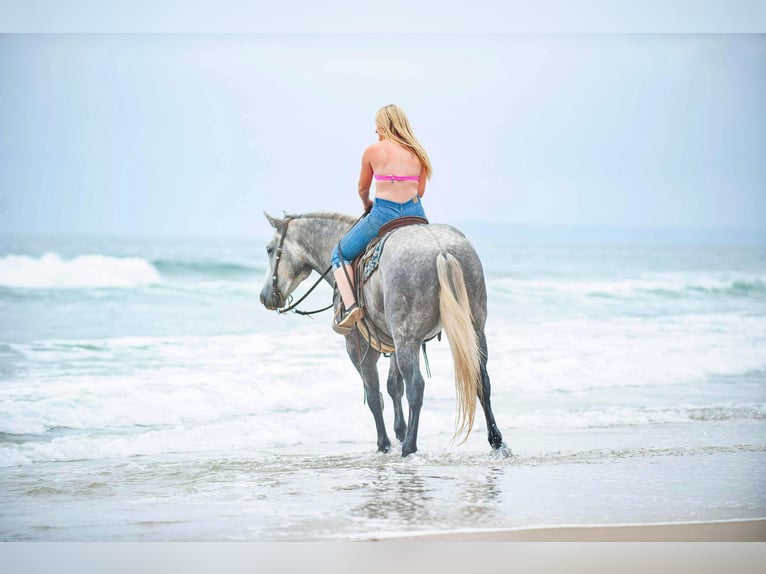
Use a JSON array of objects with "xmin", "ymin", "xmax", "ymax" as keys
[{"xmin": 358, "ymin": 145, "xmax": 375, "ymax": 212}]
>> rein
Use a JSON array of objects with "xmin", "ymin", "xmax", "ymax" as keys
[
  {"xmin": 272, "ymin": 212, "xmax": 366, "ymax": 317},
  {"xmin": 277, "ymin": 266, "xmax": 334, "ymax": 316},
  {"xmin": 272, "ymin": 216, "xmax": 333, "ymax": 316}
]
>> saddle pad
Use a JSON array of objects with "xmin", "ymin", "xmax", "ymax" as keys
[{"xmin": 363, "ymin": 237, "xmax": 388, "ymax": 281}]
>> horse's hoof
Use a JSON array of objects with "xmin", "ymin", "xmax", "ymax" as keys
[
  {"xmin": 491, "ymin": 444, "xmax": 512, "ymax": 458},
  {"xmin": 401, "ymin": 444, "xmax": 417, "ymax": 457},
  {"xmin": 378, "ymin": 440, "xmax": 391, "ymax": 453}
]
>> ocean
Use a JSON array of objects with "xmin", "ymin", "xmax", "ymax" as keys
[{"xmin": 0, "ymin": 230, "xmax": 764, "ymax": 540}]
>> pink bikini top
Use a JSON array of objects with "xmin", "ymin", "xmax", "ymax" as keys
[{"xmin": 374, "ymin": 174, "xmax": 419, "ymax": 183}]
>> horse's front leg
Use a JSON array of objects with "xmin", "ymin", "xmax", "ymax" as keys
[
  {"xmin": 386, "ymin": 352, "xmax": 406, "ymax": 442},
  {"xmin": 477, "ymin": 331, "xmax": 510, "ymax": 456},
  {"xmin": 396, "ymin": 342, "xmax": 425, "ymax": 457},
  {"xmin": 346, "ymin": 331, "xmax": 390, "ymax": 453}
]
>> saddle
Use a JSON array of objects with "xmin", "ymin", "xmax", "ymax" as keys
[
  {"xmin": 334, "ymin": 216, "xmax": 429, "ymax": 353},
  {"xmin": 360, "ymin": 216, "xmax": 429, "ymax": 281}
]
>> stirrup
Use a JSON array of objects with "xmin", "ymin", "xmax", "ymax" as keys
[
  {"xmin": 332, "ymin": 313, "xmax": 354, "ymax": 335},
  {"xmin": 332, "ymin": 303, "xmax": 356, "ymax": 335},
  {"xmin": 335, "ymin": 303, "xmax": 363, "ymax": 330}
]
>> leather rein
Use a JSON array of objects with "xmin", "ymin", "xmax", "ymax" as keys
[{"xmin": 271, "ymin": 216, "xmax": 333, "ymax": 316}]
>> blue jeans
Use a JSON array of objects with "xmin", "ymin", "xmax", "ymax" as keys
[{"xmin": 331, "ymin": 196, "xmax": 427, "ymax": 268}]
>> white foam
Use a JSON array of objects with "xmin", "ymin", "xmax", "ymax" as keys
[
  {"xmin": 0, "ymin": 418, "xmax": 313, "ymax": 465},
  {"xmin": 509, "ymin": 404, "xmax": 765, "ymax": 429},
  {"xmin": 1, "ymin": 312, "xmax": 764, "ymax": 465},
  {"xmin": 488, "ymin": 273, "xmax": 766, "ymax": 298},
  {"xmin": 0, "ymin": 253, "xmax": 161, "ymax": 288},
  {"xmin": 0, "ymin": 330, "xmax": 370, "ymax": 438},
  {"xmin": 479, "ymin": 313, "xmax": 766, "ymax": 393}
]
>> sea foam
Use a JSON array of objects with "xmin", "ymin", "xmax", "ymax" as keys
[
  {"xmin": 488, "ymin": 274, "xmax": 766, "ymax": 299},
  {"xmin": 0, "ymin": 253, "xmax": 161, "ymax": 288}
]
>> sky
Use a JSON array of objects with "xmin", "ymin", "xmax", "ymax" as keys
[{"xmin": 0, "ymin": 32, "xmax": 764, "ymax": 236}]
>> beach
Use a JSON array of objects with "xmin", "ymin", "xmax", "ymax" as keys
[
  {"xmin": 374, "ymin": 518, "xmax": 766, "ymax": 541},
  {"xmin": 1, "ymin": 234, "xmax": 764, "ymax": 540}
]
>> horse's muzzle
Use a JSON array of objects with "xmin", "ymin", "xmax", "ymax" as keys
[{"xmin": 259, "ymin": 286, "xmax": 279, "ymax": 310}]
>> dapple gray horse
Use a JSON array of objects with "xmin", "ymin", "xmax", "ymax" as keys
[{"xmin": 259, "ymin": 212, "xmax": 507, "ymax": 457}]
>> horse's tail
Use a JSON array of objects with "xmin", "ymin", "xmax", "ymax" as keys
[{"xmin": 436, "ymin": 252, "xmax": 481, "ymax": 445}]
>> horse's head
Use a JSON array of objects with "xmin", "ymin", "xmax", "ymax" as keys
[{"xmin": 259, "ymin": 212, "xmax": 314, "ymax": 311}]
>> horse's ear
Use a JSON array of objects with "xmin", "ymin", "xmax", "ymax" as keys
[{"xmin": 264, "ymin": 211, "xmax": 284, "ymax": 230}]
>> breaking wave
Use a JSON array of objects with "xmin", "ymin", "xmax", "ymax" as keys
[
  {"xmin": 0, "ymin": 253, "xmax": 266, "ymax": 290},
  {"xmin": 489, "ymin": 275, "xmax": 766, "ymax": 300},
  {"xmin": 0, "ymin": 253, "xmax": 161, "ymax": 289}
]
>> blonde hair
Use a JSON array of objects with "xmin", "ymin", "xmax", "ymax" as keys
[{"xmin": 375, "ymin": 104, "xmax": 433, "ymax": 180}]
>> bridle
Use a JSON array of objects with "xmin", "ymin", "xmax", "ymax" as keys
[{"xmin": 270, "ymin": 216, "xmax": 333, "ymax": 316}]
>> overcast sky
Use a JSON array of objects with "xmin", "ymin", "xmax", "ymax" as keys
[{"xmin": 0, "ymin": 33, "xmax": 764, "ymax": 235}]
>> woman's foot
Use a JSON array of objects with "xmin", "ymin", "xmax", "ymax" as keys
[
  {"xmin": 331, "ymin": 302, "xmax": 353, "ymax": 335},
  {"xmin": 335, "ymin": 303, "xmax": 363, "ymax": 329}
]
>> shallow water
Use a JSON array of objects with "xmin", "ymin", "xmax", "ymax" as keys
[
  {"xmin": 1, "ymin": 437, "xmax": 763, "ymax": 540},
  {"xmin": 1, "ymin": 234, "xmax": 764, "ymax": 539}
]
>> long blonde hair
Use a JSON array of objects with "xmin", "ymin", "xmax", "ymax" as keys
[{"xmin": 375, "ymin": 104, "xmax": 433, "ymax": 180}]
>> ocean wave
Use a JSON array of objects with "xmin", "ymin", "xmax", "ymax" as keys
[
  {"xmin": 0, "ymin": 420, "xmax": 310, "ymax": 466},
  {"xmin": 0, "ymin": 252, "xmax": 268, "ymax": 292},
  {"xmin": 1, "ymin": 401, "xmax": 762, "ymax": 466},
  {"xmin": 685, "ymin": 279, "xmax": 766, "ymax": 297},
  {"xmin": 0, "ymin": 253, "xmax": 161, "ymax": 289},
  {"xmin": 489, "ymin": 275, "xmax": 766, "ymax": 300},
  {"xmin": 509, "ymin": 404, "xmax": 766, "ymax": 430},
  {"xmin": 153, "ymin": 259, "xmax": 264, "ymax": 279}
]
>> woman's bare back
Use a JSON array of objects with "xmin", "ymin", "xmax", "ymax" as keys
[{"xmin": 369, "ymin": 140, "xmax": 424, "ymax": 203}]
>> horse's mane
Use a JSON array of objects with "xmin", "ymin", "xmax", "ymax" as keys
[{"xmin": 285, "ymin": 212, "xmax": 357, "ymax": 225}]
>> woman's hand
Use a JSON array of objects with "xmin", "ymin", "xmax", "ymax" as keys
[{"xmin": 364, "ymin": 200, "xmax": 373, "ymax": 214}]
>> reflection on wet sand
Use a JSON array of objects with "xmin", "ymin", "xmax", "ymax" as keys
[
  {"xmin": 459, "ymin": 465, "xmax": 503, "ymax": 521},
  {"xmin": 353, "ymin": 465, "xmax": 432, "ymax": 524},
  {"xmin": 351, "ymin": 460, "xmax": 505, "ymax": 531}
]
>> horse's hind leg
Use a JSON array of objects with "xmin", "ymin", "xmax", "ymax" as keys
[
  {"xmin": 385, "ymin": 353, "xmax": 406, "ymax": 442},
  {"xmin": 477, "ymin": 330, "xmax": 509, "ymax": 455},
  {"xmin": 396, "ymin": 342, "xmax": 425, "ymax": 457},
  {"xmin": 346, "ymin": 331, "xmax": 390, "ymax": 453}
]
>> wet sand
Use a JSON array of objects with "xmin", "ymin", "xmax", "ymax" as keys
[{"xmin": 369, "ymin": 519, "xmax": 766, "ymax": 542}]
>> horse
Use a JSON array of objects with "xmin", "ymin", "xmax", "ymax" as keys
[{"xmin": 259, "ymin": 211, "xmax": 508, "ymax": 457}]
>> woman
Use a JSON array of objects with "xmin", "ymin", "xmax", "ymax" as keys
[{"xmin": 332, "ymin": 104, "xmax": 433, "ymax": 330}]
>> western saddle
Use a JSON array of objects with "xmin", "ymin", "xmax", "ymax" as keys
[{"xmin": 333, "ymin": 215, "xmax": 429, "ymax": 354}]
